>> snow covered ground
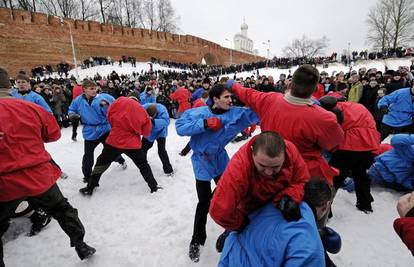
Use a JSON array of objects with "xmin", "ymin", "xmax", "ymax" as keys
[
  {"xmin": 4, "ymin": 58, "xmax": 414, "ymax": 266},
  {"xmin": 3, "ymin": 124, "xmax": 413, "ymax": 267}
]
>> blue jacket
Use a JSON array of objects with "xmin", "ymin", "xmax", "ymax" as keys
[
  {"xmin": 11, "ymin": 90, "xmax": 52, "ymax": 114},
  {"xmin": 191, "ymin": 87, "xmax": 205, "ymax": 102},
  {"xmin": 368, "ymin": 134, "xmax": 414, "ymax": 190},
  {"xmin": 143, "ymin": 103, "xmax": 170, "ymax": 142},
  {"xmin": 68, "ymin": 93, "xmax": 115, "ymax": 140},
  {"xmin": 378, "ymin": 88, "xmax": 414, "ymax": 127},
  {"xmin": 140, "ymin": 91, "xmax": 156, "ymax": 105},
  {"xmin": 218, "ymin": 202, "xmax": 325, "ymax": 267},
  {"xmin": 176, "ymin": 106, "xmax": 259, "ymax": 181}
]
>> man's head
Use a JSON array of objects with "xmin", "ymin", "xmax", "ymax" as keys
[
  {"xmin": 290, "ymin": 64, "xmax": 320, "ymax": 98},
  {"xmin": 0, "ymin": 67, "xmax": 11, "ymax": 98},
  {"xmin": 146, "ymin": 104, "xmax": 158, "ymax": 119},
  {"xmin": 202, "ymin": 78, "xmax": 210, "ymax": 89},
  {"xmin": 82, "ymin": 79, "xmax": 97, "ymax": 98},
  {"xmin": 303, "ymin": 177, "xmax": 333, "ymax": 220},
  {"xmin": 209, "ymin": 84, "xmax": 232, "ymax": 110},
  {"xmin": 251, "ymin": 131, "xmax": 286, "ymax": 179},
  {"xmin": 16, "ymin": 73, "xmax": 31, "ymax": 92}
]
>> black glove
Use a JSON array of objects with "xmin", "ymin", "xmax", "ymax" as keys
[
  {"xmin": 277, "ymin": 196, "xmax": 301, "ymax": 222},
  {"xmin": 68, "ymin": 113, "xmax": 80, "ymax": 122},
  {"xmin": 215, "ymin": 230, "xmax": 230, "ymax": 253},
  {"xmin": 380, "ymin": 106, "xmax": 389, "ymax": 115}
]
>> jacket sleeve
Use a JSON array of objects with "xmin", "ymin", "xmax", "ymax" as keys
[
  {"xmin": 315, "ymin": 112, "xmax": 345, "ymax": 152},
  {"xmin": 153, "ymin": 105, "xmax": 170, "ymax": 128},
  {"xmin": 37, "ymin": 105, "xmax": 61, "ymax": 142},
  {"xmin": 391, "ymin": 134, "xmax": 414, "ymax": 148},
  {"xmin": 277, "ymin": 144, "xmax": 310, "ymax": 203},
  {"xmin": 394, "ymin": 217, "xmax": 414, "ymax": 256},
  {"xmin": 68, "ymin": 96, "xmax": 80, "ymax": 115},
  {"xmin": 231, "ymin": 83, "xmax": 271, "ymax": 118},
  {"xmin": 175, "ymin": 109, "xmax": 206, "ymax": 136},
  {"xmin": 378, "ymin": 92, "xmax": 397, "ymax": 108},
  {"xmin": 34, "ymin": 94, "xmax": 53, "ymax": 114},
  {"xmin": 209, "ymin": 151, "xmax": 250, "ymax": 231},
  {"xmin": 131, "ymin": 104, "xmax": 152, "ymax": 137}
]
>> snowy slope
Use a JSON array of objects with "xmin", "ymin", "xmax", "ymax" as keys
[{"xmin": 3, "ymin": 123, "xmax": 413, "ymax": 267}]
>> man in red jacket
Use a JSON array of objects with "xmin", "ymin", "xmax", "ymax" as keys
[
  {"xmin": 319, "ymin": 95, "xmax": 380, "ymax": 213},
  {"xmin": 0, "ymin": 67, "xmax": 95, "ymax": 267},
  {"xmin": 79, "ymin": 96, "xmax": 160, "ymax": 195},
  {"xmin": 210, "ymin": 131, "xmax": 310, "ymax": 231},
  {"xmin": 227, "ymin": 65, "xmax": 344, "ymax": 185},
  {"xmin": 394, "ymin": 192, "xmax": 414, "ymax": 255},
  {"xmin": 169, "ymin": 85, "xmax": 191, "ymax": 118}
]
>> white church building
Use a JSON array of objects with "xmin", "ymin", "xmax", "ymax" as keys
[{"xmin": 233, "ymin": 19, "xmax": 256, "ymax": 54}]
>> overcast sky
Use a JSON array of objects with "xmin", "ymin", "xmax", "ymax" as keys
[{"xmin": 173, "ymin": 0, "xmax": 379, "ymax": 58}]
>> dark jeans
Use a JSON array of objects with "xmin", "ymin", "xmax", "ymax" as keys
[
  {"xmin": 191, "ymin": 176, "xmax": 221, "ymax": 245},
  {"xmin": 141, "ymin": 137, "xmax": 173, "ymax": 174},
  {"xmin": 72, "ymin": 117, "xmax": 79, "ymax": 138},
  {"xmin": 329, "ymin": 150, "xmax": 374, "ymax": 208},
  {"xmin": 0, "ymin": 184, "xmax": 85, "ymax": 267},
  {"xmin": 82, "ymin": 132, "xmax": 125, "ymax": 178},
  {"xmin": 88, "ymin": 144, "xmax": 158, "ymax": 191},
  {"xmin": 380, "ymin": 123, "xmax": 414, "ymax": 141}
]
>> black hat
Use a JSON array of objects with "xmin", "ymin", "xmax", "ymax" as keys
[{"xmin": 202, "ymin": 78, "xmax": 211, "ymax": 84}]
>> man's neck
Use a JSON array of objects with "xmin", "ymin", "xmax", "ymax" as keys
[{"xmin": 284, "ymin": 91, "xmax": 313, "ymax": 106}]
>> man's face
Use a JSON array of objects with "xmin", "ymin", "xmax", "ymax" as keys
[
  {"xmin": 84, "ymin": 86, "xmax": 97, "ymax": 98},
  {"xmin": 202, "ymin": 82, "xmax": 209, "ymax": 89},
  {"xmin": 213, "ymin": 90, "xmax": 232, "ymax": 110},
  {"xmin": 316, "ymin": 201, "xmax": 332, "ymax": 220},
  {"xmin": 252, "ymin": 149, "xmax": 285, "ymax": 178},
  {"xmin": 16, "ymin": 79, "xmax": 30, "ymax": 91}
]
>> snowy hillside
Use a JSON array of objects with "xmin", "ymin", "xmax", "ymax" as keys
[{"xmin": 3, "ymin": 124, "xmax": 413, "ymax": 267}]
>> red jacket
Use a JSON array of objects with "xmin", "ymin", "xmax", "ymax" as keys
[
  {"xmin": 0, "ymin": 99, "xmax": 61, "ymax": 202},
  {"xmin": 336, "ymin": 102, "xmax": 380, "ymax": 152},
  {"xmin": 170, "ymin": 87, "xmax": 191, "ymax": 113},
  {"xmin": 232, "ymin": 83, "xmax": 344, "ymax": 183},
  {"xmin": 72, "ymin": 84, "xmax": 83, "ymax": 100},
  {"xmin": 312, "ymin": 83, "xmax": 325, "ymax": 99},
  {"xmin": 106, "ymin": 97, "xmax": 152, "ymax": 149},
  {"xmin": 192, "ymin": 98, "xmax": 207, "ymax": 108},
  {"xmin": 209, "ymin": 137, "xmax": 310, "ymax": 231},
  {"xmin": 394, "ymin": 216, "xmax": 414, "ymax": 256}
]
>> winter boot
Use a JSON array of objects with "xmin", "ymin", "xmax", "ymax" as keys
[
  {"xmin": 28, "ymin": 209, "xmax": 52, "ymax": 236},
  {"xmin": 82, "ymin": 176, "xmax": 90, "ymax": 183},
  {"xmin": 71, "ymin": 132, "xmax": 77, "ymax": 142},
  {"xmin": 150, "ymin": 186, "xmax": 163, "ymax": 193},
  {"xmin": 356, "ymin": 203, "xmax": 373, "ymax": 214},
  {"xmin": 189, "ymin": 242, "xmax": 201, "ymax": 262},
  {"xmin": 75, "ymin": 242, "xmax": 96, "ymax": 260}
]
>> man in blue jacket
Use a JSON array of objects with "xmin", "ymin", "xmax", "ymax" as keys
[
  {"xmin": 10, "ymin": 73, "xmax": 52, "ymax": 113},
  {"xmin": 176, "ymin": 83, "xmax": 259, "ymax": 262},
  {"xmin": 140, "ymin": 86, "xmax": 156, "ymax": 104},
  {"xmin": 142, "ymin": 103, "xmax": 173, "ymax": 175},
  {"xmin": 68, "ymin": 79, "xmax": 126, "ymax": 183},
  {"xmin": 191, "ymin": 77, "xmax": 210, "ymax": 103},
  {"xmin": 377, "ymin": 84, "xmax": 414, "ymax": 140},
  {"xmin": 218, "ymin": 178, "xmax": 335, "ymax": 267}
]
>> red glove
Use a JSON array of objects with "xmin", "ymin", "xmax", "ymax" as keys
[{"xmin": 204, "ymin": 117, "xmax": 222, "ymax": 132}]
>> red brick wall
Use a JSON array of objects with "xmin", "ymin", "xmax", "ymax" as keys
[{"xmin": 0, "ymin": 8, "xmax": 263, "ymax": 76}]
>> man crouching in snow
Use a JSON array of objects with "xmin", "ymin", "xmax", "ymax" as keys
[{"xmin": 0, "ymin": 67, "xmax": 96, "ymax": 267}]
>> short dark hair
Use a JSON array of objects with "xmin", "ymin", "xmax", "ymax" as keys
[
  {"xmin": 209, "ymin": 84, "xmax": 230, "ymax": 101},
  {"xmin": 303, "ymin": 177, "xmax": 333, "ymax": 208},
  {"xmin": 146, "ymin": 104, "xmax": 158, "ymax": 118},
  {"xmin": 291, "ymin": 64, "xmax": 320, "ymax": 98},
  {"xmin": 82, "ymin": 79, "xmax": 96, "ymax": 88},
  {"xmin": 252, "ymin": 131, "xmax": 285, "ymax": 158}
]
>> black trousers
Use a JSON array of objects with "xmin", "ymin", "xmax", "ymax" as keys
[
  {"xmin": 141, "ymin": 137, "xmax": 173, "ymax": 174},
  {"xmin": 380, "ymin": 122, "xmax": 414, "ymax": 141},
  {"xmin": 329, "ymin": 150, "xmax": 374, "ymax": 208},
  {"xmin": 88, "ymin": 144, "xmax": 158, "ymax": 191},
  {"xmin": 180, "ymin": 142, "xmax": 192, "ymax": 156},
  {"xmin": 82, "ymin": 132, "xmax": 125, "ymax": 178},
  {"xmin": 191, "ymin": 176, "xmax": 221, "ymax": 245},
  {"xmin": 72, "ymin": 117, "xmax": 79, "ymax": 138},
  {"xmin": 0, "ymin": 184, "xmax": 85, "ymax": 267}
]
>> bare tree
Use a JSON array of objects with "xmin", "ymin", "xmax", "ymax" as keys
[
  {"xmin": 14, "ymin": 0, "xmax": 37, "ymax": 11},
  {"xmin": 97, "ymin": 0, "xmax": 111, "ymax": 23},
  {"xmin": 385, "ymin": 0, "xmax": 414, "ymax": 49},
  {"xmin": 0, "ymin": 0, "xmax": 8, "ymax": 8},
  {"xmin": 366, "ymin": 1, "xmax": 392, "ymax": 51},
  {"xmin": 366, "ymin": 0, "xmax": 414, "ymax": 50},
  {"xmin": 283, "ymin": 35, "xmax": 329, "ymax": 58},
  {"xmin": 77, "ymin": 0, "xmax": 98, "ymax": 21},
  {"xmin": 157, "ymin": 0, "xmax": 179, "ymax": 33},
  {"xmin": 106, "ymin": 0, "xmax": 123, "ymax": 26}
]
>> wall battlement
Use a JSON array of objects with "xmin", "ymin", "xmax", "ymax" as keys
[{"xmin": 0, "ymin": 7, "xmax": 263, "ymax": 75}]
